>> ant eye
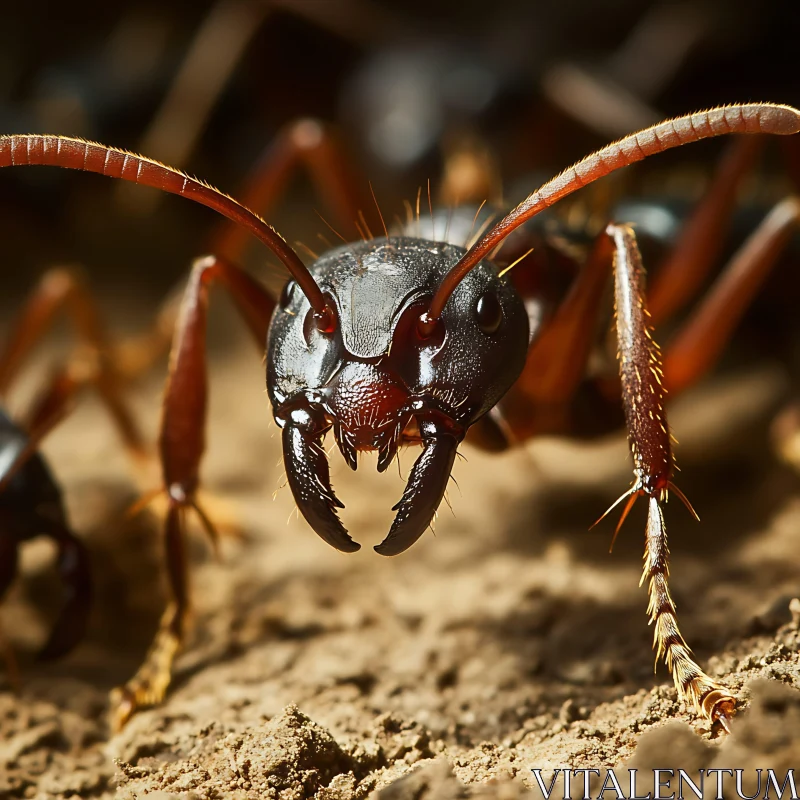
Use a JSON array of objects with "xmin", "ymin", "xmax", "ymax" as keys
[
  {"xmin": 303, "ymin": 298, "xmax": 337, "ymax": 344},
  {"xmin": 279, "ymin": 280, "xmax": 296, "ymax": 309},
  {"xmin": 475, "ymin": 291, "xmax": 502, "ymax": 334}
]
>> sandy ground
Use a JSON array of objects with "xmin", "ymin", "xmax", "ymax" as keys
[{"xmin": 2, "ymin": 317, "xmax": 800, "ymax": 799}]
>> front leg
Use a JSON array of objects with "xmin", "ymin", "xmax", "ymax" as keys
[
  {"xmin": 604, "ymin": 223, "xmax": 735, "ymax": 728},
  {"xmin": 110, "ymin": 255, "xmax": 275, "ymax": 730}
]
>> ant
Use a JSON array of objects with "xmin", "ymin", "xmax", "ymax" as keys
[{"xmin": 0, "ymin": 103, "xmax": 797, "ymax": 731}]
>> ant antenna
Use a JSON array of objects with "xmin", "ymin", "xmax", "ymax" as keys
[
  {"xmin": 419, "ymin": 103, "xmax": 800, "ymax": 336},
  {"xmin": 0, "ymin": 135, "xmax": 329, "ymax": 317}
]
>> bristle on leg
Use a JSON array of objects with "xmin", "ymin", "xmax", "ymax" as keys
[
  {"xmin": 642, "ymin": 496, "xmax": 736, "ymax": 725},
  {"xmin": 606, "ymin": 222, "xmax": 734, "ymax": 728}
]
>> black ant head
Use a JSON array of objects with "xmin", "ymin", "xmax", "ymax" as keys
[{"xmin": 267, "ymin": 236, "xmax": 528, "ymax": 555}]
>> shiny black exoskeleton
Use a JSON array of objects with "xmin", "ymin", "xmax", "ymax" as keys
[
  {"xmin": 0, "ymin": 409, "xmax": 91, "ymax": 659},
  {"xmin": 267, "ymin": 236, "xmax": 529, "ymax": 556}
]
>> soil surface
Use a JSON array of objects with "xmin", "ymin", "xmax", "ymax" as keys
[{"xmin": 2, "ymin": 319, "xmax": 800, "ymax": 799}]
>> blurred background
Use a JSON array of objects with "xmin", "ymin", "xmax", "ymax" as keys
[{"xmin": 0, "ymin": 0, "xmax": 797, "ymax": 302}]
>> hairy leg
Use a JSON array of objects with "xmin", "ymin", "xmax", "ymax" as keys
[{"xmin": 602, "ymin": 223, "xmax": 735, "ymax": 727}]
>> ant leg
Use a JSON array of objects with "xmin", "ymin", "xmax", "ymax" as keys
[
  {"xmin": 0, "ymin": 267, "xmax": 106, "ymax": 396},
  {"xmin": 0, "ymin": 268, "xmax": 149, "ymax": 457},
  {"xmin": 604, "ymin": 223, "xmax": 735, "ymax": 728},
  {"xmin": 110, "ymin": 505, "xmax": 187, "ymax": 731},
  {"xmin": 18, "ymin": 366, "xmax": 146, "ymax": 467},
  {"xmin": 109, "ymin": 256, "xmax": 274, "ymax": 729},
  {"xmin": 648, "ymin": 136, "xmax": 763, "ymax": 326},
  {"xmin": 38, "ymin": 522, "xmax": 92, "ymax": 661},
  {"xmin": 209, "ymin": 119, "xmax": 369, "ymax": 264},
  {"xmin": 485, "ymin": 233, "xmax": 615, "ymax": 444},
  {"xmin": 663, "ymin": 196, "xmax": 800, "ymax": 395}
]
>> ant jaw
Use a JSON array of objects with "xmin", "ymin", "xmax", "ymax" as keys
[
  {"xmin": 278, "ymin": 391, "xmax": 464, "ymax": 557},
  {"xmin": 278, "ymin": 400, "xmax": 360, "ymax": 554},
  {"xmin": 374, "ymin": 415, "xmax": 465, "ymax": 557}
]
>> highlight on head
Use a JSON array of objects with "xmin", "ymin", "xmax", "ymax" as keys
[
  {"xmin": 0, "ymin": 134, "xmax": 329, "ymax": 318},
  {"xmin": 419, "ymin": 102, "xmax": 800, "ymax": 334}
]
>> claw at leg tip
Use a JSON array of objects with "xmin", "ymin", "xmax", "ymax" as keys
[{"xmin": 706, "ymin": 690, "xmax": 737, "ymax": 734}]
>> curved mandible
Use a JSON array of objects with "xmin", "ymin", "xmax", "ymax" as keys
[
  {"xmin": 421, "ymin": 103, "xmax": 800, "ymax": 332},
  {"xmin": 0, "ymin": 135, "xmax": 328, "ymax": 315}
]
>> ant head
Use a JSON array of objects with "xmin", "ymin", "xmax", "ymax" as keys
[
  {"xmin": 267, "ymin": 236, "xmax": 529, "ymax": 556},
  {"xmin": 267, "ymin": 236, "xmax": 529, "ymax": 434}
]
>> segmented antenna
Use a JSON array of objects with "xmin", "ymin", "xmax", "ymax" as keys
[
  {"xmin": 421, "ymin": 103, "xmax": 800, "ymax": 332},
  {"xmin": 0, "ymin": 135, "xmax": 327, "ymax": 314}
]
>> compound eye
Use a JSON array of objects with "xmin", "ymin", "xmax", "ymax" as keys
[
  {"xmin": 475, "ymin": 291, "xmax": 502, "ymax": 334},
  {"xmin": 303, "ymin": 296, "xmax": 338, "ymax": 344},
  {"xmin": 279, "ymin": 280, "xmax": 297, "ymax": 309}
]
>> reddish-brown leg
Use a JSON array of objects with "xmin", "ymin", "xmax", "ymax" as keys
[
  {"xmin": 603, "ymin": 223, "xmax": 735, "ymax": 727},
  {"xmin": 209, "ymin": 119, "xmax": 369, "ymax": 265},
  {"xmin": 110, "ymin": 255, "xmax": 275, "ymax": 730},
  {"xmin": 487, "ymin": 232, "xmax": 615, "ymax": 443},
  {"xmin": 493, "ymin": 135, "xmax": 795, "ymax": 447},
  {"xmin": 476, "ymin": 221, "xmax": 738, "ymax": 723},
  {"xmin": 663, "ymin": 196, "xmax": 800, "ymax": 395},
  {"xmin": 647, "ymin": 136, "xmax": 763, "ymax": 326},
  {"xmin": 0, "ymin": 268, "xmax": 148, "ymax": 457},
  {"xmin": 110, "ymin": 505, "xmax": 187, "ymax": 731},
  {"xmin": 657, "ymin": 192, "xmax": 800, "ymax": 478},
  {"xmin": 0, "ymin": 268, "xmax": 103, "ymax": 395}
]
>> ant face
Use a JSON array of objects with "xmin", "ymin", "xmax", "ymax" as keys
[
  {"xmin": 268, "ymin": 237, "xmax": 528, "ymax": 455},
  {"xmin": 267, "ymin": 236, "xmax": 528, "ymax": 553}
]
